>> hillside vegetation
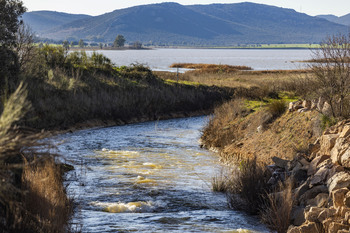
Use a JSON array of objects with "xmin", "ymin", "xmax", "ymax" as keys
[{"xmin": 23, "ymin": 2, "xmax": 348, "ymax": 45}]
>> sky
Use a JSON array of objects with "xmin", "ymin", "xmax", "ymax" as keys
[{"xmin": 22, "ymin": 0, "xmax": 350, "ymax": 17}]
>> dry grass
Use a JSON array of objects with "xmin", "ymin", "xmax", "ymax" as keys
[
  {"xmin": 260, "ymin": 178, "xmax": 294, "ymax": 233},
  {"xmin": 22, "ymin": 158, "xmax": 72, "ymax": 233},
  {"xmin": 155, "ymin": 68, "xmax": 314, "ymax": 98},
  {"xmin": 201, "ymin": 99, "xmax": 249, "ymax": 149},
  {"xmin": 0, "ymin": 84, "xmax": 73, "ymax": 232},
  {"xmin": 202, "ymin": 97, "xmax": 321, "ymax": 163},
  {"xmin": 170, "ymin": 63, "xmax": 252, "ymax": 72}
]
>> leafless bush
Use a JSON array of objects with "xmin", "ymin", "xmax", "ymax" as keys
[
  {"xmin": 15, "ymin": 23, "xmax": 36, "ymax": 72},
  {"xmin": 310, "ymin": 33, "xmax": 350, "ymax": 118}
]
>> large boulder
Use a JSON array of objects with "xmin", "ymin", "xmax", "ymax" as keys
[
  {"xmin": 308, "ymin": 154, "xmax": 330, "ymax": 176},
  {"xmin": 339, "ymin": 124, "xmax": 350, "ymax": 138},
  {"xmin": 299, "ymin": 185, "xmax": 328, "ymax": 206},
  {"xmin": 306, "ymin": 193, "xmax": 329, "ymax": 208},
  {"xmin": 327, "ymin": 172, "xmax": 350, "ymax": 193},
  {"xmin": 328, "ymin": 222, "xmax": 349, "ymax": 233},
  {"xmin": 302, "ymin": 100, "xmax": 312, "ymax": 109},
  {"xmin": 272, "ymin": 156, "xmax": 289, "ymax": 169},
  {"xmin": 322, "ymin": 102, "xmax": 332, "ymax": 116},
  {"xmin": 299, "ymin": 222, "xmax": 321, "ymax": 233},
  {"xmin": 340, "ymin": 148, "xmax": 350, "ymax": 169},
  {"xmin": 304, "ymin": 207, "xmax": 325, "ymax": 222},
  {"xmin": 332, "ymin": 188, "xmax": 349, "ymax": 208},
  {"xmin": 344, "ymin": 191, "xmax": 350, "ymax": 208},
  {"xmin": 291, "ymin": 206, "xmax": 306, "ymax": 226},
  {"xmin": 319, "ymin": 134, "xmax": 339, "ymax": 157},
  {"xmin": 330, "ymin": 137, "xmax": 348, "ymax": 165}
]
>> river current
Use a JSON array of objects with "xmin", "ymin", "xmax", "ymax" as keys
[{"xmin": 55, "ymin": 116, "xmax": 268, "ymax": 232}]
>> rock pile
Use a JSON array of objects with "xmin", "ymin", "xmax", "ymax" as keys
[
  {"xmin": 269, "ymin": 120, "xmax": 350, "ymax": 233},
  {"xmin": 288, "ymin": 97, "xmax": 331, "ymax": 115}
]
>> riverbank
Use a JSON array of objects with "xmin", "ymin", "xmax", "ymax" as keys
[
  {"xmin": 0, "ymin": 48, "xmax": 235, "ymax": 232},
  {"xmin": 197, "ymin": 58, "xmax": 350, "ymax": 231}
]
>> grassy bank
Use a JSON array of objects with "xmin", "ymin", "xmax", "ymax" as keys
[{"xmin": 14, "ymin": 48, "xmax": 234, "ymax": 130}]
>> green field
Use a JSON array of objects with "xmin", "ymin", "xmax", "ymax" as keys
[{"xmin": 207, "ymin": 43, "xmax": 320, "ymax": 49}]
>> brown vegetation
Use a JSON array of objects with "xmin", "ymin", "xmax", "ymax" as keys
[
  {"xmin": 225, "ymin": 158, "xmax": 270, "ymax": 214},
  {"xmin": 0, "ymin": 84, "xmax": 72, "ymax": 232},
  {"xmin": 170, "ymin": 63, "xmax": 252, "ymax": 71},
  {"xmin": 260, "ymin": 178, "xmax": 294, "ymax": 233},
  {"xmin": 14, "ymin": 48, "xmax": 233, "ymax": 130}
]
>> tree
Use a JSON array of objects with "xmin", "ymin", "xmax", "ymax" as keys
[
  {"xmin": 78, "ymin": 39, "xmax": 85, "ymax": 48},
  {"xmin": 0, "ymin": 0, "xmax": 26, "ymax": 46},
  {"xmin": 113, "ymin": 35, "xmax": 126, "ymax": 48},
  {"xmin": 310, "ymin": 33, "xmax": 350, "ymax": 118},
  {"xmin": 131, "ymin": 41, "xmax": 142, "ymax": 49},
  {"xmin": 0, "ymin": 0, "xmax": 26, "ymax": 91},
  {"xmin": 62, "ymin": 40, "xmax": 70, "ymax": 50}
]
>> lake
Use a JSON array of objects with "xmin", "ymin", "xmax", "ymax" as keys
[{"xmin": 93, "ymin": 48, "xmax": 313, "ymax": 72}]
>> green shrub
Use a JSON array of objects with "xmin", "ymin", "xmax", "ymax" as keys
[
  {"xmin": 320, "ymin": 114, "xmax": 337, "ymax": 130},
  {"xmin": 267, "ymin": 99, "xmax": 286, "ymax": 118}
]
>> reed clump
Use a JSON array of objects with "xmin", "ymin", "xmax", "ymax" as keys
[
  {"xmin": 212, "ymin": 158, "xmax": 270, "ymax": 214},
  {"xmin": 260, "ymin": 178, "xmax": 294, "ymax": 233},
  {"xmin": 22, "ymin": 158, "xmax": 72, "ymax": 233}
]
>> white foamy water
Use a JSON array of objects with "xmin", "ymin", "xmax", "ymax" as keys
[{"xmin": 56, "ymin": 116, "xmax": 269, "ymax": 232}]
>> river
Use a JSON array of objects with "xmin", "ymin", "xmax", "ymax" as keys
[
  {"xmin": 92, "ymin": 48, "xmax": 313, "ymax": 72},
  {"xmin": 56, "ymin": 116, "xmax": 268, "ymax": 232}
]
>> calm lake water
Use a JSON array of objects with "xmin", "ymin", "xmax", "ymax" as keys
[
  {"xmin": 56, "ymin": 116, "xmax": 269, "ymax": 232},
  {"xmin": 94, "ymin": 48, "xmax": 313, "ymax": 71}
]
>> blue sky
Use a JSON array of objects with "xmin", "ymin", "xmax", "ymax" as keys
[{"xmin": 22, "ymin": 0, "xmax": 350, "ymax": 17}]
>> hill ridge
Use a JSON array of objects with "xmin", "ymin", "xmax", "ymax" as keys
[{"xmin": 23, "ymin": 2, "xmax": 349, "ymax": 45}]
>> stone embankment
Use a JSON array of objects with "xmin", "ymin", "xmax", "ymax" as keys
[{"xmin": 269, "ymin": 119, "xmax": 350, "ymax": 233}]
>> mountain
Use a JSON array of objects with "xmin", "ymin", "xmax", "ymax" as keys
[
  {"xmin": 22, "ymin": 11, "xmax": 91, "ymax": 35},
  {"xmin": 317, "ymin": 13, "xmax": 350, "ymax": 26},
  {"xmin": 23, "ymin": 2, "xmax": 348, "ymax": 45}
]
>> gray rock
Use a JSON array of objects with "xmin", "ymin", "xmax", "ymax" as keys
[
  {"xmin": 272, "ymin": 156, "xmax": 289, "ymax": 169},
  {"xmin": 306, "ymin": 193, "xmax": 329, "ymax": 208},
  {"xmin": 304, "ymin": 206, "xmax": 325, "ymax": 222},
  {"xmin": 299, "ymin": 185, "xmax": 328, "ymax": 206},
  {"xmin": 291, "ymin": 206, "xmax": 306, "ymax": 226},
  {"xmin": 307, "ymin": 154, "xmax": 330, "ymax": 176}
]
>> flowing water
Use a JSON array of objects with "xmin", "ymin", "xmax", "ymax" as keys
[{"xmin": 56, "ymin": 116, "xmax": 268, "ymax": 232}]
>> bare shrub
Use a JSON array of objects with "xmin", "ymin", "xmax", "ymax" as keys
[
  {"xmin": 260, "ymin": 178, "xmax": 294, "ymax": 233},
  {"xmin": 16, "ymin": 23, "xmax": 36, "ymax": 72},
  {"xmin": 310, "ymin": 33, "xmax": 350, "ymax": 118}
]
